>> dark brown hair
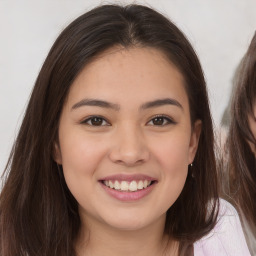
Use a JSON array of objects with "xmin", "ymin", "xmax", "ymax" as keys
[
  {"xmin": 225, "ymin": 32, "xmax": 256, "ymax": 227},
  {"xmin": 0, "ymin": 4, "xmax": 218, "ymax": 256}
]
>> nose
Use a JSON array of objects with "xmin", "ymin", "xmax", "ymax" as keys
[{"xmin": 109, "ymin": 125, "xmax": 150, "ymax": 166}]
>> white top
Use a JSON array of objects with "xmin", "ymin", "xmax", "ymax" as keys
[
  {"xmin": 241, "ymin": 214, "xmax": 256, "ymax": 255},
  {"xmin": 194, "ymin": 199, "xmax": 251, "ymax": 256}
]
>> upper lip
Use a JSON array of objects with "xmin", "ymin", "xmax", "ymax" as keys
[{"xmin": 99, "ymin": 174, "xmax": 157, "ymax": 182}]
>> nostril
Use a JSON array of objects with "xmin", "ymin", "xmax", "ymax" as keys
[
  {"xmin": 108, "ymin": 135, "xmax": 150, "ymax": 165},
  {"xmin": 109, "ymin": 149, "xmax": 150, "ymax": 166}
]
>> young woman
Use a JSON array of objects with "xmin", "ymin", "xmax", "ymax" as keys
[
  {"xmin": 0, "ymin": 4, "xmax": 250, "ymax": 256},
  {"xmin": 225, "ymin": 32, "xmax": 256, "ymax": 255}
]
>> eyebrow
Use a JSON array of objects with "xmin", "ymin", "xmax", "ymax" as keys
[
  {"xmin": 72, "ymin": 99, "xmax": 120, "ymax": 111},
  {"xmin": 71, "ymin": 98, "xmax": 183, "ymax": 111},
  {"xmin": 140, "ymin": 98, "xmax": 183, "ymax": 110}
]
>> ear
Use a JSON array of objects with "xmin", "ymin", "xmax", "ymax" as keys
[
  {"xmin": 53, "ymin": 142, "xmax": 62, "ymax": 165},
  {"xmin": 188, "ymin": 120, "xmax": 202, "ymax": 164}
]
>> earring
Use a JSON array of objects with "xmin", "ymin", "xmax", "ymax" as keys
[{"xmin": 189, "ymin": 163, "xmax": 195, "ymax": 178}]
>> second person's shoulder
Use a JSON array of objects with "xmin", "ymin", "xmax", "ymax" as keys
[{"xmin": 193, "ymin": 198, "xmax": 251, "ymax": 256}]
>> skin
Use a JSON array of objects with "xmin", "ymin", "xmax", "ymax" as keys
[
  {"xmin": 248, "ymin": 103, "xmax": 256, "ymax": 155},
  {"xmin": 55, "ymin": 46, "xmax": 201, "ymax": 256}
]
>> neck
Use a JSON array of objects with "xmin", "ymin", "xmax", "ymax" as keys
[{"xmin": 76, "ymin": 214, "xmax": 179, "ymax": 256}]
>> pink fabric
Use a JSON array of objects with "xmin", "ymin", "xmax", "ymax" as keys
[{"xmin": 194, "ymin": 199, "xmax": 251, "ymax": 256}]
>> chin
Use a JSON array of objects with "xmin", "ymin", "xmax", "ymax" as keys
[
  {"xmin": 105, "ymin": 217, "xmax": 150, "ymax": 231},
  {"xmin": 99, "ymin": 209, "xmax": 165, "ymax": 232}
]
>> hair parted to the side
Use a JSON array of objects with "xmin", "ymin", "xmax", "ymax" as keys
[
  {"xmin": 0, "ymin": 4, "xmax": 218, "ymax": 256},
  {"xmin": 225, "ymin": 32, "xmax": 256, "ymax": 228}
]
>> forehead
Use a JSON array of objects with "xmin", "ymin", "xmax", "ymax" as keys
[{"xmin": 65, "ymin": 46, "xmax": 189, "ymax": 110}]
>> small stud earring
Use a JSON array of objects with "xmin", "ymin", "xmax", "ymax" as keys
[{"xmin": 189, "ymin": 163, "xmax": 195, "ymax": 178}]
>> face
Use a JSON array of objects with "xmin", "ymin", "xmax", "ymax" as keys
[
  {"xmin": 248, "ymin": 102, "xmax": 256, "ymax": 154},
  {"xmin": 55, "ymin": 47, "xmax": 201, "ymax": 232}
]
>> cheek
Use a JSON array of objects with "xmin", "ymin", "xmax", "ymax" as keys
[
  {"xmin": 160, "ymin": 141, "xmax": 189, "ymax": 190},
  {"xmin": 248, "ymin": 115, "xmax": 256, "ymax": 155},
  {"xmin": 150, "ymin": 135, "xmax": 190, "ymax": 207},
  {"xmin": 249, "ymin": 116, "xmax": 256, "ymax": 138},
  {"xmin": 60, "ymin": 131, "xmax": 107, "ymax": 171},
  {"xmin": 59, "ymin": 131, "xmax": 109, "ymax": 197},
  {"xmin": 59, "ymin": 132, "xmax": 109, "ymax": 208},
  {"xmin": 151, "ymin": 134, "xmax": 191, "ymax": 171}
]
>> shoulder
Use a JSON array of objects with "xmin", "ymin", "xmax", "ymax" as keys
[
  {"xmin": 194, "ymin": 199, "xmax": 251, "ymax": 256},
  {"xmin": 240, "ymin": 211, "xmax": 256, "ymax": 255}
]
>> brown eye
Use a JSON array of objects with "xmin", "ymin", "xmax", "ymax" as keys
[
  {"xmin": 91, "ymin": 117, "xmax": 103, "ymax": 126},
  {"xmin": 152, "ymin": 117, "xmax": 165, "ymax": 125},
  {"xmin": 82, "ymin": 116, "xmax": 109, "ymax": 126},
  {"xmin": 147, "ymin": 115, "xmax": 175, "ymax": 126}
]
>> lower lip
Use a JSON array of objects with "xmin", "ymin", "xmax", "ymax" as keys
[{"xmin": 100, "ymin": 182, "xmax": 156, "ymax": 201}]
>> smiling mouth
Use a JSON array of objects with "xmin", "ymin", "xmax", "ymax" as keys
[{"xmin": 101, "ymin": 180, "xmax": 156, "ymax": 192}]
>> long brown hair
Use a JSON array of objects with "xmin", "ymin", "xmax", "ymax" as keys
[
  {"xmin": 226, "ymin": 32, "xmax": 256, "ymax": 227},
  {"xmin": 0, "ymin": 4, "xmax": 218, "ymax": 256}
]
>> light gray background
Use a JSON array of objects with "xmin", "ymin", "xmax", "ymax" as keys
[{"xmin": 1, "ymin": 0, "xmax": 256, "ymax": 174}]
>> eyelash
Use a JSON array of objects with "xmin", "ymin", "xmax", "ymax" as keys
[
  {"xmin": 81, "ymin": 115, "xmax": 176, "ymax": 126},
  {"xmin": 146, "ymin": 115, "xmax": 176, "ymax": 126},
  {"xmin": 81, "ymin": 116, "xmax": 110, "ymax": 126}
]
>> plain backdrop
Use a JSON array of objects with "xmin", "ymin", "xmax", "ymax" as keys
[{"xmin": 1, "ymin": 0, "xmax": 256, "ymax": 175}]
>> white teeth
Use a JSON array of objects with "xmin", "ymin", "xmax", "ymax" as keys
[
  {"xmin": 138, "ymin": 180, "xmax": 144, "ymax": 190},
  {"xmin": 109, "ymin": 181, "xmax": 114, "ymax": 188},
  {"xmin": 103, "ymin": 180, "xmax": 153, "ymax": 192},
  {"xmin": 129, "ymin": 181, "xmax": 138, "ymax": 191},
  {"xmin": 114, "ymin": 180, "xmax": 120, "ymax": 190},
  {"xmin": 120, "ymin": 181, "xmax": 129, "ymax": 191}
]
